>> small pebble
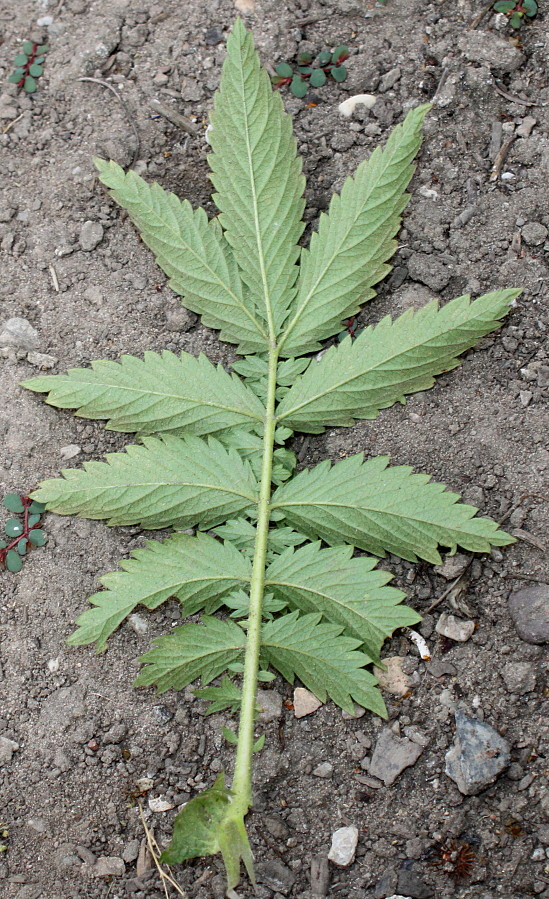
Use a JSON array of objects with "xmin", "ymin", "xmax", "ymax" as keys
[
  {"xmin": 312, "ymin": 762, "xmax": 333, "ymax": 778},
  {"xmin": 27, "ymin": 351, "xmax": 58, "ymax": 369},
  {"xmin": 0, "ymin": 736, "xmax": 19, "ymax": 765},
  {"xmin": 501, "ymin": 661, "xmax": 536, "ymax": 693},
  {"xmin": 508, "ymin": 586, "xmax": 549, "ymax": 644},
  {"xmin": 0, "ymin": 317, "xmax": 39, "ymax": 350},
  {"xmin": 373, "ymin": 656, "xmax": 410, "ymax": 697},
  {"xmin": 445, "ymin": 711, "xmax": 510, "ymax": 795},
  {"xmin": 79, "ymin": 221, "xmax": 104, "ymax": 252},
  {"xmin": 256, "ymin": 689, "xmax": 283, "ymax": 723},
  {"xmin": 128, "ymin": 613, "xmax": 149, "ymax": 636},
  {"xmin": 434, "ymin": 553, "xmax": 470, "ymax": 580},
  {"xmin": 369, "ymin": 728, "xmax": 424, "ymax": 786},
  {"xmin": 328, "ymin": 825, "xmax": 359, "ymax": 866},
  {"xmin": 83, "ymin": 856, "xmax": 125, "ymax": 877},
  {"xmin": 293, "ymin": 687, "xmax": 322, "ymax": 718},
  {"xmin": 148, "ymin": 796, "xmax": 175, "ymax": 812},
  {"xmin": 59, "ymin": 444, "xmax": 81, "ymax": 460},
  {"xmin": 435, "ymin": 612, "xmax": 475, "ymax": 643}
]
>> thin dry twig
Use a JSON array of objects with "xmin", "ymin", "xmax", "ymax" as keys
[
  {"xmin": 48, "ymin": 264, "xmax": 60, "ymax": 293},
  {"xmin": 489, "ymin": 133, "xmax": 517, "ymax": 181},
  {"xmin": 425, "ymin": 571, "xmax": 471, "ymax": 615},
  {"xmin": 469, "ymin": 1, "xmax": 495, "ymax": 29},
  {"xmin": 150, "ymin": 100, "xmax": 199, "ymax": 135},
  {"xmin": 77, "ymin": 77, "xmax": 141, "ymax": 166},
  {"xmin": 2, "ymin": 113, "xmax": 24, "ymax": 134},
  {"xmin": 137, "ymin": 801, "xmax": 187, "ymax": 898},
  {"xmin": 493, "ymin": 80, "xmax": 538, "ymax": 107}
]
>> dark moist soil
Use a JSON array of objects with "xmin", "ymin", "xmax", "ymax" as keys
[{"xmin": 1, "ymin": 1, "xmax": 548, "ymax": 898}]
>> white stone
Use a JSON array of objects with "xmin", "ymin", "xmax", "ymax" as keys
[
  {"xmin": 60, "ymin": 444, "xmax": 81, "ymax": 460},
  {"xmin": 85, "ymin": 856, "xmax": 125, "ymax": 877},
  {"xmin": 128, "ymin": 613, "xmax": 149, "ymax": 636},
  {"xmin": 312, "ymin": 762, "xmax": 333, "ymax": 778},
  {"xmin": 293, "ymin": 687, "xmax": 322, "ymax": 718},
  {"xmin": 328, "ymin": 825, "xmax": 359, "ymax": 866},
  {"xmin": 148, "ymin": 796, "xmax": 175, "ymax": 812},
  {"xmin": 339, "ymin": 94, "xmax": 377, "ymax": 117},
  {"xmin": 436, "ymin": 612, "xmax": 475, "ymax": 642}
]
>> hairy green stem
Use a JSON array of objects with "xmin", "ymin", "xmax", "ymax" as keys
[{"xmin": 231, "ymin": 344, "xmax": 278, "ymax": 815}]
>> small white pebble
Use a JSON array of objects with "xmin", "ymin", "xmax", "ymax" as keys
[
  {"xmin": 328, "ymin": 825, "xmax": 359, "ymax": 866},
  {"xmin": 148, "ymin": 797, "xmax": 175, "ymax": 812},
  {"xmin": 47, "ymin": 658, "xmax": 60, "ymax": 673},
  {"xmin": 338, "ymin": 94, "xmax": 377, "ymax": 117}
]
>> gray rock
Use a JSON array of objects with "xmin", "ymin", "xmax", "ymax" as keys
[
  {"xmin": 369, "ymin": 728, "xmax": 425, "ymax": 786},
  {"xmin": 458, "ymin": 31, "xmax": 525, "ymax": 73},
  {"xmin": 508, "ymin": 586, "xmax": 549, "ymax": 644},
  {"xmin": 256, "ymin": 689, "xmax": 282, "ymax": 723},
  {"xmin": 165, "ymin": 306, "xmax": 196, "ymax": 332},
  {"xmin": 407, "ymin": 253, "xmax": 451, "ymax": 291},
  {"xmin": 445, "ymin": 711, "xmax": 510, "ymax": 795},
  {"xmin": 264, "ymin": 814, "xmax": 289, "ymax": 841},
  {"xmin": 373, "ymin": 867, "xmax": 398, "ymax": 898},
  {"xmin": 435, "ymin": 612, "xmax": 475, "ymax": 643},
  {"xmin": 312, "ymin": 761, "xmax": 333, "ymax": 778},
  {"xmin": 434, "ymin": 553, "xmax": 470, "ymax": 580},
  {"xmin": 0, "ymin": 203, "xmax": 16, "ymax": 222},
  {"xmin": 255, "ymin": 858, "xmax": 295, "ymax": 894},
  {"xmin": 27, "ymin": 352, "xmax": 58, "ymax": 369},
  {"xmin": 379, "ymin": 67, "xmax": 401, "ymax": 93},
  {"xmin": 328, "ymin": 825, "xmax": 359, "ymax": 866},
  {"xmin": 0, "ymin": 736, "xmax": 19, "ymax": 765},
  {"xmin": 83, "ymin": 856, "xmax": 125, "ymax": 877},
  {"xmin": 397, "ymin": 869, "xmax": 434, "ymax": 898},
  {"xmin": 501, "ymin": 661, "xmax": 536, "ymax": 693},
  {"xmin": 79, "ymin": 221, "xmax": 104, "ymax": 252},
  {"xmin": 0, "ymin": 317, "xmax": 39, "ymax": 350},
  {"xmin": 521, "ymin": 222, "xmax": 548, "ymax": 246}
]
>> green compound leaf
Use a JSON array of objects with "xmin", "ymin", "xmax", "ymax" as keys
[
  {"xmin": 22, "ymin": 41, "xmax": 34, "ymax": 54},
  {"xmin": 279, "ymin": 104, "xmax": 431, "ymax": 357},
  {"xmin": 222, "ymin": 725, "xmax": 239, "ymax": 744},
  {"xmin": 290, "ymin": 76, "xmax": 308, "ymax": 98},
  {"xmin": 195, "ymin": 676, "xmax": 243, "ymax": 715},
  {"xmin": 17, "ymin": 538, "xmax": 28, "ymax": 555},
  {"xmin": 5, "ymin": 519, "xmax": 24, "ymax": 538},
  {"xmin": 7, "ymin": 72, "xmax": 23, "ymax": 84},
  {"xmin": 135, "ymin": 615, "xmax": 246, "ymax": 692},
  {"xmin": 28, "ymin": 514, "xmax": 41, "ymax": 527},
  {"xmin": 277, "ymin": 290, "xmax": 519, "ymax": 432},
  {"xmin": 266, "ymin": 542, "xmax": 418, "ymax": 663},
  {"xmin": 3, "ymin": 494, "xmax": 25, "ymax": 514},
  {"xmin": 94, "ymin": 159, "xmax": 268, "ymax": 355},
  {"xmin": 28, "ymin": 63, "xmax": 43, "ymax": 77},
  {"xmin": 68, "ymin": 532, "xmax": 251, "ymax": 652},
  {"xmin": 13, "ymin": 53, "xmax": 28, "ymax": 66},
  {"xmin": 208, "ymin": 18, "xmax": 306, "ymax": 336},
  {"xmin": 6, "ymin": 550, "xmax": 23, "ymax": 573},
  {"xmin": 522, "ymin": 0, "xmax": 537, "ymax": 14},
  {"xmin": 24, "ymin": 75, "xmax": 37, "ymax": 93},
  {"xmin": 272, "ymin": 454, "xmax": 515, "ymax": 564},
  {"xmin": 23, "ymin": 350, "xmax": 265, "ymax": 439},
  {"xmin": 31, "ymin": 435, "xmax": 259, "ymax": 529},
  {"xmin": 262, "ymin": 611, "xmax": 387, "ymax": 717},
  {"xmin": 309, "ymin": 68, "xmax": 327, "ymax": 88},
  {"xmin": 160, "ymin": 771, "xmax": 255, "ymax": 892},
  {"xmin": 28, "ymin": 529, "xmax": 47, "ymax": 546}
]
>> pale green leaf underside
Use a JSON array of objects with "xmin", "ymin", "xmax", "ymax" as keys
[
  {"xmin": 68, "ymin": 532, "xmax": 252, "ymax": 652},
  {"xmin": 208, "ymin": 18, "xmax": 305, "ymax": 336},
  {"xmin": 137, "ymin": 611, "xmax": 385, "ymax": 716},
  {"xmin": 31, "ymin": 435, "xmax": 258, "ymax": 529},
  {"xmin": 136, "ymin": 615, "xmax": 247, "ymax": 692},
  {"xmin": 277, "ymin": 290, "xmax": 519, "ymax": 432},
  {"xmin": 279, "ymin": 104, "xmax": 430, "ymax": 357},
  {"xmin": 23, "ymin": 350, "xmax": 265, "ymax": 438},
  {"xmin": 265, "ymin": 542, "xmax": 419, "ymax": 663},
  {"xmin": 94, "ymin": 158, "xmax": 268, "ymax": 354},
  {"xmin": 262, "ymin": 612, "xmax": 386, "ymax": 717},
  {"xmin": 272, "ymin": 454, "xmax": 514, "ymax": 564}
]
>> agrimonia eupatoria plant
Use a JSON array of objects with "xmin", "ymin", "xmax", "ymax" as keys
[{"xmin": 24, "ymin": 20, "xmax": 518, "ymax": 895}]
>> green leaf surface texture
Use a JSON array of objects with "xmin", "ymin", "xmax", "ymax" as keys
[
  {"xmin": 23, "ymin": 350, "xmax": 265, "ymax": 438},
  {"xmin": 262, "ymin": 611, "xmax": 387, "ymax": 716},
  {"xmin": 277, "ymin": 290, "xmax": 519, "ymax": 431},
  {"xmin": 265, "ymin": 542, "xmax": 419, "ymax": 662},
  {"xmin": 279, "ymin": 104, "xmax": 431, "ymax": 357},
  {"xmin": 208, "ymin": 18, "xmax": 306, "ymax": 336},
  {"xmin": 195, "ymin": 676, "xmax": 243, "ymax": 715},
  {"xmin": 272, "ymin": 454, "xmax": 514, "ymax": 564},
  {"xmin": 68, "ymin": 532, "xmax": 252, "ymax": 651},
  {"xmin": 135, "ymin": 615, "xmax": 247, "ymax": 692},
  {"xmin": 94, "ymin": 159, "xmax": 268, "ymax": 354},
  {"xmin": 32, "ymin": 435, "xmax": 258, "ymax": 529}
]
